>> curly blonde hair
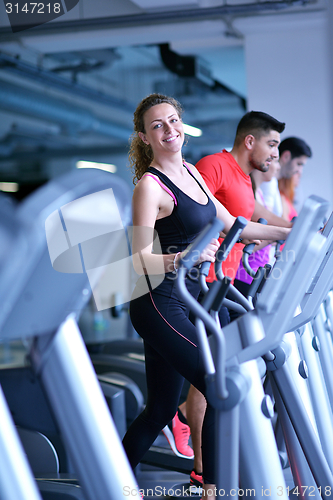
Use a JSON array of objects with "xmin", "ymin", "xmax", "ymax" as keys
[{"xmin": 128, "ymin": 94, "xmax": 183, "ymax": 184}]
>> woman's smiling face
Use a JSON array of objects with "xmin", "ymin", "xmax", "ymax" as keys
[{"xmin": 139, "ymin": 103, "xmax": 184, "ymax": 156}]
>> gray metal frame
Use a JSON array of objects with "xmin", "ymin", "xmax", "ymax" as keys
[
  {"xmin": 0, "ymin": 384, "xmax": 42, "ymax": 500},
  {"xmin": 298, "ymin": 322, "xmax": 333, "ymax": 470},
  {"xmin": 0, "ymin": 169, "xmax": 139, "ymax": 500},
  {"xmin": 177, "ymin": 195, "xmax": 332, "ymax": 499},
  {"xmin": 30, "ymin": 314, "xmax": 138, "ymax": 500}
]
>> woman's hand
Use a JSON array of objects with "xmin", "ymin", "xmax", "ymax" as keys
[
  {"xmin": 174, "ymin": 238, "xmax": 219, "ymax": 271},
  {"xmin": 241, "ymin": 238, "xmax": 261, "ymax": 247},
  {"xmin": 197, "ymin": 237, "xmax": 220, "ymax": 265}
]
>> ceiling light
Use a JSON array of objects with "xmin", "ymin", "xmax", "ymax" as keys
[
  {"xmin": 76, "ymin": 161, "xmax": 117, "ymax": 173},
  {"xmin": 0, "ymin": 182, "xmax": 19, "ymax": 192},
  {"xmin": 183, "ymin": 123, "xmax": 202, "ymax": 137}
]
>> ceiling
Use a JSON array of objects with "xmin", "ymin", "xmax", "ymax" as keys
[{"xmin": 0, "ymin": 0, "xmax": 326, "ymax": 197}]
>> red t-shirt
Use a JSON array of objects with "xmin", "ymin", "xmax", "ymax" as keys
[{"xmin": 196, "ymin": 150, "xmax": 255, "ymax": 281}]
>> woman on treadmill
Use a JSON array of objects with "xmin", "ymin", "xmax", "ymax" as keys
[{"xmin": 122, "ymin": 93, "xmax": 290, "ymax": 500}]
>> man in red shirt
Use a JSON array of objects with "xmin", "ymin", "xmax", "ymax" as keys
[
  {"xmin": 186, "ymin": 111, "xmax": 293, "ymax": 488},
  {"xmin": 197, "ymin": 110, "xmax": 292, "ymax": 282}
]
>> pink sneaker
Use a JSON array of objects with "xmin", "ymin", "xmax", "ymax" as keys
[
  {"xmin": 162, "ymin": 410, "xmax": 194, "ymax": 459},
  {"xmin": 190, "ymin": 468, "xmax": 203, "ymax": 487}
]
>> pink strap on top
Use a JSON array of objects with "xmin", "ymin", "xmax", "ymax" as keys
[
  {"xmin": 141, "ymin": 173, "xmax": 177, "ymax": 206},
  {"xmin": 183, "ymin": 161, "xmax": 194, "ymax": 176}
]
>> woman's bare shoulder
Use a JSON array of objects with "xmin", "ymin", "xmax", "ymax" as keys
[
  {"xmin": 134, "ymin": 173, "xmax": 163, "ymax": 195},
  {"xmin": 132, "ymin": 174, "xmax": 165, "ymax": 212}
]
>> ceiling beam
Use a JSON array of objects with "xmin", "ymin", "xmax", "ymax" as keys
[
  {"xmin": 0, "ymin": 53, "xmax": 135, "ymax": 113},
  {"xmin": 0, "ymin": 1, "xmax": 318, "ymax": 40},
  {"xmin": 0, "ymin": 144, "xmax": 129, "ymax": 164},
  {"xmin": 0, "ymin": 79, "xmax": 133, "ymax": 140}
]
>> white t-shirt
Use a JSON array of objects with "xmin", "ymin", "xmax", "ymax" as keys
[
  {"xmin": 260, "ymin": 177, "xmax": 283, "ymax": 217},
  {"xmin": 260, "ymin": 177, "xmax": 283, "ymax": 263}
]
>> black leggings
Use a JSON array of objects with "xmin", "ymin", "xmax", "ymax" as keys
[{"xmin": 122, "ymin": 276, "xmax": 215, "ymax": 485}]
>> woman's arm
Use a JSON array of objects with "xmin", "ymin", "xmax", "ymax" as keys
[
  {"xmin": 131, "ymin": 176, "xmax": 219, "ymax": 275},
  {"xmin": 252, "ymin": 199, "xmax": 292, "ymax": 228}
]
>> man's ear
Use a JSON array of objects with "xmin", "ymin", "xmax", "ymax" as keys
[
  {"xmin": 244, "ymin": 134, "xmax": 255, "ymax": 150},
  {"xmin": 280, "ymin": 150, "xmax": 291, "ymax": 164},
  {"xmin": 139, "ymin": 132, "xmax": 149, "ymax": 145}
]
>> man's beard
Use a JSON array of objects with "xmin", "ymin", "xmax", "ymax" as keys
[{"xmin": 249, "ymin": 154, "xmax": 269, "ymax": 172}]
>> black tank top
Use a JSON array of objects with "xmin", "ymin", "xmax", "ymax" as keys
[{"xmin": 147, "ymin": 165, "xmax": 216, "ymax": 255}]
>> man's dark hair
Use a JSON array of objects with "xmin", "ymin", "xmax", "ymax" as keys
[
  {"xmin": 235, "ymin": 111, "xmax": 285, "ymax": 144},
  {"xmin": 279, "ymin": 137, "xmax": 312, "ymax": 159}
]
